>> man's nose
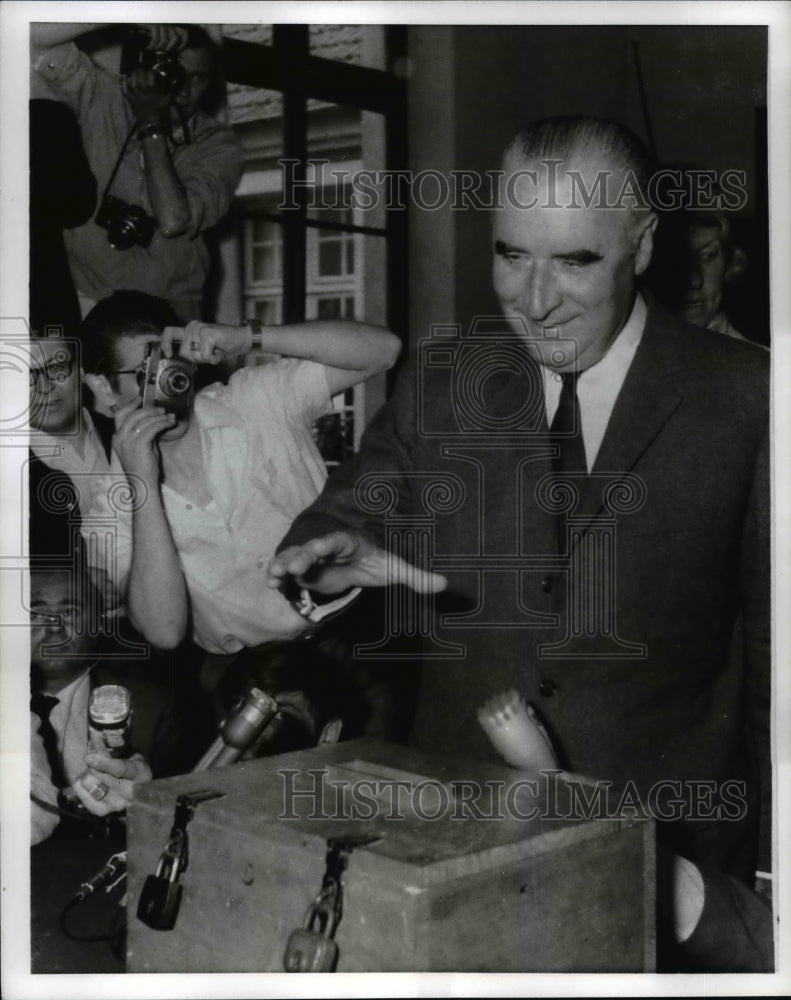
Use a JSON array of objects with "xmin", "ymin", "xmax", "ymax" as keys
[
  {"xmin": 522, "ymin": 261, "xmax": 561, "ymax": 322},
  {"xmin": 687, "ymin": 259, "xmax": 704, "ymax": 291},
  {"xmin": 175, "ymin": 77, "xmax": 191, "ymax": 103}
]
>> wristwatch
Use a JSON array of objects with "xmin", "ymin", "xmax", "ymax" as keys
[
  {"xmin": 245, "ymin": 318, "xmax": 265, "ymax": 349},
  {"xmin": 137, "ymin": 123, "xmax": 167, "ymax": 143},
  {"xmin": 293, "ymin": 587, "xmax": 361, "ymax": 625}
]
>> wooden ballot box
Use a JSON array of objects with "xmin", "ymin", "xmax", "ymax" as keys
[{"xmin": 126, "ymin": 739, "xmax": 655, "ymax": 972}]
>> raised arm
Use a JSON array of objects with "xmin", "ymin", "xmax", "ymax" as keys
[
  {"xmin": 162, "ymin": 319, "xmax": 401, "ymax": 393},
  {"xmin": 111, "ymin": 401, "xmax": 188, "ymax": 649},
  {"xmin": 30, "ymin": 23, "xmax": 107, "ymax": 55}
]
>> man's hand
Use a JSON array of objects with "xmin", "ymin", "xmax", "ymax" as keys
[
  {"xmin": 72, "ymin": 751, "xmax": 152, "ymax": 817},
  {"xmin": 138, "ymin": 24, "xmax": 189, "ymax": 53},
  {"xmin": 266, "ymin": 531, "xmax": 448, "ymax": 596},
  {"xmin": 112, "ymin": 399, "xmax": 175, "ymax": 484},
  {"xmin": 162, "ymin": 321, "xmax": 252, "ymax": 364},
  {"xmin": 122, "ymin": 67, "xmax": 173, "ymax": 128}
]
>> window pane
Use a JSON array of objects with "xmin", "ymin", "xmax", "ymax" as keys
[
  {"xmin": 249, "ymin": 298, "xmax": 281, "ymax": 325},
  {"xmin": 317, "ymin": 297, "xmax": 343, "ymax": 320},
  {"xmin": 226, "ymin": 84, "xmax": 284, "ymax": 206},
  {"xmin": 306, "ymin": 104, "xmax": 387, "ymax": 230},
  {"xmin": 318, "ymin": 240, "xmax": 343, "ymax": 277},
  {"xmin": 252, "ymin": 246, "xmax": 276, "ymax": 282},
  {"xmin": 308, "ymin": 24, "xmax": 386, "ymax": 70}
]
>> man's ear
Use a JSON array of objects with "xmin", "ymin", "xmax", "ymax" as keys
[
  {"xmin": 633, "ymin": 212, "xmax": 658, "ymax": 277},
  {"xmin": 83, "ymin": 372, "xmax": 115, "ymax": 407}
]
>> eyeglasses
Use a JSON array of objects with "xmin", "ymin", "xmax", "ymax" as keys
[
  {"xmin": 29, "ymin": 607, "xmax": 81, "ymax": 627},
  {"xmin": 28, "ymin": 355, "xmax": 74, "ymax": 388}
]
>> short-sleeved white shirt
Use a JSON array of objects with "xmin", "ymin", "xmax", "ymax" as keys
[{"xmin": 100, "ymin": 358, "xmax": 334, "ymax": 654}]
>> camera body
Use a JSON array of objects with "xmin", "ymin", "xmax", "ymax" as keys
[
  {"xmin": 141, "ymin": 343, "xmax": 194, "ymax": 419},
  {"xmin": 95, "ymin": 194, "xmax": 157, "ymax": 251},
  {"xmin": 120, "ymin": 27, "xmax": 186, "ymax": 94}
]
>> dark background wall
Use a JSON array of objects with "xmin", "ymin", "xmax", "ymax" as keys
[{"xmin": 408, "ymin": 25, "xmax": 768, "ymax": 346}]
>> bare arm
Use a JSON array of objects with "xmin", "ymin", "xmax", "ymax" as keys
[
  {"xmin": 30, "ymin": 23, "xmax": 107, "ymax": 55},
  {"xmin": 123, "ymin": 65, "xmax": 192, "ymax": 238},
  {"xmin": 163, "ymin": 320, "xmax": 402, "ymax": 393},
  {"xmin": 112, "ymin": 402, "xmax": 188, "ymax": 649}
]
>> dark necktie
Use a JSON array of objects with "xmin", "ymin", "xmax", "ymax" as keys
[
  {"xmin": 550, "ymin": 372, "xmax": 587, "ymax": 548},
  {"xmin": 31, "ymin": 691, "xmax": 67, "ymax": 789},
  {"xmin": 550, "ymin": 371, "xmax": 587, "ymax": 476}
]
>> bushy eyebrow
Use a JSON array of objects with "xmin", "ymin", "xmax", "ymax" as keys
[
  {"xmin": 30, "ymin": 596, "xmax": 77, "ymax": 610},
  {"xmin": 494, "ymin": 240, "xmax": 603, "ymax": 263}
]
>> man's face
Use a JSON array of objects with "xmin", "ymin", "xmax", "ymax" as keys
[
  {"xmin": 681, "ymin": 223, "xmax": 728, "ymax": 329},
  {"xmin": 28, "ymin": 340, "xmax": 81, "ymax": 434},
  {"xmin": 107, "ymin": 334, "xmax": 191, "ymax": 441},
  {"xmin": 171, "ymin": 47, "xmax": 212, "ymax": 120},
  {"xmin": 492, "ymin": 153, "xmax": 655, "ymax": 371},
  {"xmin": 29, "ymin": 572, "xmax": 100, "ymax": 690}
]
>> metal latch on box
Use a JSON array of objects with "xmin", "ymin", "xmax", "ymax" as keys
[
  {"xmin": 136, "ymin": 789, "xmax": 223, "ymax": 931},
  {"xmin": 284, "ymin": 833, "xmax": 380, "ymax": 972}
]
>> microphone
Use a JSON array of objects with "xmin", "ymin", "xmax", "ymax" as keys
[
  {"xmin": 477, "ymin": 689, "xmax": 559, "ymax": 771},
  {"xmin": 73, "ymin": 851, "xmax": 127, "ymax": 902},
  {"xmin": 88, "ymin": 684, "xmax": 133, "ymax": 759},
  {"xmin": 193, "ymin": 687, "xmax": 278, "ymax": 771}
]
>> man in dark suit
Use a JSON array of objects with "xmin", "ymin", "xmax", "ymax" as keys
[{"xmin": 266, "ymin": 117, "xmax": 770, "ymax": 969}]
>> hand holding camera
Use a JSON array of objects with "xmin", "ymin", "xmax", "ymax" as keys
[
  {"xmin": 162, "ymin": 321, "xmax": 255, "ymax": 364},
  {"xmin": 112, "ymin": 398, "xmax": 176, "ymax": 485},
  {"xmin": 121, "ymin": 24, "xmax": 188, "ymax": 97},
  {"xmin": 122, "ymin": 67, "xmax": 175, "ymax": 131}
]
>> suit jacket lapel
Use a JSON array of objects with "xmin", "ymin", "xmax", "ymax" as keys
[{"xmin": 572, "ymin": 304, "xmax": 686, "ymax": 532}]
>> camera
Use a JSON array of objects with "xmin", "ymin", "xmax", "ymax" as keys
[
  {"xmin": 95, "ymin": 194, "xmax": 157, "ymax": 251},
  {"xmin": 418, "ymin": 316, "xmax": 579, "ymax": 437},
  {"xmin": 141, "ymin": 343, "xmax": 194, "ymax": 420},
  {"xmin": 120, "ymin": 27, "xmax": 186, "ymax": 94}
]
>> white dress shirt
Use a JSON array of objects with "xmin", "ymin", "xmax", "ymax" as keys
[{"xmin": 542, "ymin": 294, "xmax": 647, "ymax": 471}]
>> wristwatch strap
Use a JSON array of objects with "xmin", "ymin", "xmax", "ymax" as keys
[
  {"xmin": 137, "ymin": 123, "xmax": 167, "ymax": 143},
  {"xmin": 246, "ymin": 318, "xmax": 264, "ymax": 349}
]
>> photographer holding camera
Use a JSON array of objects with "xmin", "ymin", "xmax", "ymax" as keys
[
  {"xmin": 78, "ymin": 290, "xmax": 400, "ymax": 660},
  {"xmin": 31, "ymin": 23, "xmax": 242, "ymax": 322}
]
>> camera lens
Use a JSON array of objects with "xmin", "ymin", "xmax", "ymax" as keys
[
  {"xmin": 158, "ymin": 367, "xmax": 191, "ymax": 398},
  {"xmin": 150, "ymin": 53, "xmax": 186, "ymax": 94},
  {"xmin": 107, "ymin": 216, "xmax": 140, "ymax": 252}
]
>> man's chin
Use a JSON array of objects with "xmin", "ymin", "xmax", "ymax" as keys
[{"xmin": 681, "ymin": 302, "xmax": 715, "ymax": 328}]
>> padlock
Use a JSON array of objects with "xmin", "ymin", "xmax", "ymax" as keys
[
  {"xmin": 283, "ymin": 896, "xmax": 339, "ymax": 972},
  {"xmin": 136, "ymin": 862, "xmax": 183, "ymax": 930},
  {"xmin": 283, "ymin": 927, "xmax": 339, "ymax": 972}
]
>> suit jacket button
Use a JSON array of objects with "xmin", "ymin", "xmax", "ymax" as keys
[
  {"xmin": 541, "ymin": 575, "xmax": 554, "ymax": 593},
  {"xmin": 539, "ymin": 679, "xmax": 556, "ymax": 697}
]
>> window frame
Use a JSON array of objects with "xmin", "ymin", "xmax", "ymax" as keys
[{"xmin": 222, "ymin": 24, "xmax": 408, "ymax": 385}]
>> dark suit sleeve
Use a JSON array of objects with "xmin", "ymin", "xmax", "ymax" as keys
[
  {"xmin": 739, "ymin": 425, "xmax": 771, "ymax": 875},
  {"xmin": 681, "ymin": 864, "xmax": 774, "ymax": 972},
  {"xmin": 280, "ymin": 357, "xmax": 421, "ymax": 551}
]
